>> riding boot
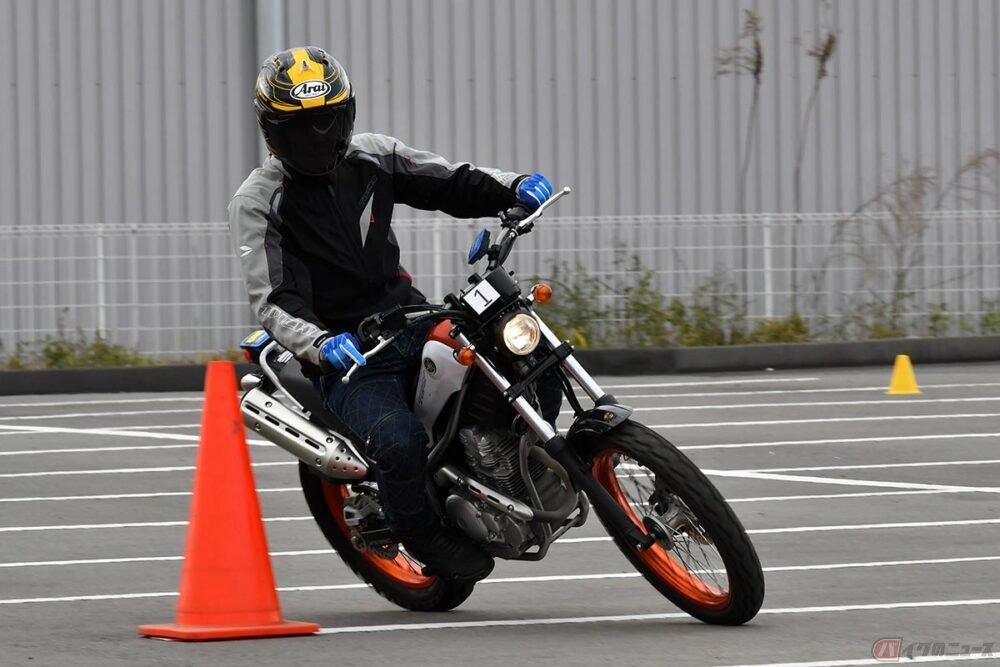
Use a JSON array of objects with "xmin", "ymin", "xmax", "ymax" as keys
[{"xmin": 400, "ymin": 527, "xmax": 495, "ymax": 583}]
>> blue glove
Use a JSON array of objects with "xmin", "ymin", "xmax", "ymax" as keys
[
  {"xmin": 516, "ymin": 173, "xmax": 554, "ymax": 212},
  {"xmin": 320, "ymin": 332, "xmax": 366, "ymax": 370}
]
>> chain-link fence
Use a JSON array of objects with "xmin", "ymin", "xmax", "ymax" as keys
[{"xmin": 3, "ymin": 210, "xmax": 1000, "ymax": 359}]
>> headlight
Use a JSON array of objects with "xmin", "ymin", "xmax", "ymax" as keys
[{"xmin": 501, "ymin": 313, "xmax": 541, "ymax": 355}]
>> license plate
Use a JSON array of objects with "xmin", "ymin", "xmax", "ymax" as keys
[{"xmin": 462, "ymin": 279, "xmax": 502, "ymax": 315}]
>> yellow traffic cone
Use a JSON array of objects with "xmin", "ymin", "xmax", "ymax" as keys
[{"xmin": 886, "ymin": 354, "xmax": 921, "ymax": 395}]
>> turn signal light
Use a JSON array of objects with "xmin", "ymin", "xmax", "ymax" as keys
[
  {"xmin": 455, "ymin": 346, "xmax": 477, "ymax": 366},
  {"xmin": 531, "ymin": 283, "xmax": 553, "ymax": 303}
]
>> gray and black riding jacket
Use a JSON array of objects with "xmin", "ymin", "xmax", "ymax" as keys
[{"xmin": 228, "ymin": 133, "xmax": 524, "ymax": 373}]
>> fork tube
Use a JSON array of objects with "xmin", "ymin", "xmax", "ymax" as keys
[
  {"xmin": 532, "ymin": 314, "xmax": 607, "ymax": 403},
  {"xmin": 455, "ymin": 334, "xmax": 557, "ymax": 442}
]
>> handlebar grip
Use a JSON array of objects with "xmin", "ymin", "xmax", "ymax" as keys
[{"xmin": 502, "ymin": 204, "xmax": 533, "ymax": 224}]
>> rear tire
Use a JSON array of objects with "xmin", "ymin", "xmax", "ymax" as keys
[
  {"xmin": 583, "ymin": 421, "xmax": 764, "ymax": 625},
  {"xmin": 299, "ymin": 463, "xmax": 475, "ymax": 611}
]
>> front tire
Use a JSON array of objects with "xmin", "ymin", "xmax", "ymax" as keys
[
  {"xmin": 299, "ymin": 463, "xmax": 475, "ymax": 611},
  {"xmin": 583, "ymin": 421, "xmax": 764, "ymax": 625}
]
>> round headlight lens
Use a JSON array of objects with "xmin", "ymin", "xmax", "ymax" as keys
[{"xmin": 501, "ymin": 313, "xmax": 541, "ymax": 355}]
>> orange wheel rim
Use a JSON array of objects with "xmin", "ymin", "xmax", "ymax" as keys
[
  {"xmin": 321, "ymin": 481, "xmax": 436, "ymax": 589},
  {"xmin": 592, "ymin": 450, "xmax": 731, "ymax": 609}
]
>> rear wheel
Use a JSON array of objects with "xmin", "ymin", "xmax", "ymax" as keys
[
  {"xmin": 298, "ymin": 463, "xmax": 475, "ymax": 611},
  {"xmin": 583, "ymin": 421, "xmax": 764, "ymax": 625}
]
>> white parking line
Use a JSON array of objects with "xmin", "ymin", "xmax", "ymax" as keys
[
  {"xmin": 3, "ymin": 550, "xmax": 998, "ymax": 573},
  {"xmin": 588, "ymin": 378, "xmax": 821, "ymax": 390},
  {"xmin": 0, "ymin": 516, "xmax": 312, "ymax": 532},
  {"xmin": 103, "ymin": 423, "xmax": 200, "ymax": 432},
  {"xmin": 0, "ymin": 425, "xmax": 201, "ymax": 442},
  {"xmin": 0, "ymin": 487, "xmax": 966, "ymax": 505},
  {"xmin": 706, "ymin": 469, "xmax": 1000, "ymax": 493},
  {"xmin": 0, "ymin": 460, "xmax": 294, "ymax": 479},
  {"xmin": 0, "ymin": 549, "xmax": 333, "ymax": 568},
  {"xmin": 312, "ymin": 597, "xmax": 1000, "ymax": 634},
  {"xmin": 729, "ymin": 489, "xmax": 968, "ymax": 503},
  {"xmin": 0, "ymin": 487, "xmax": 297, "ymax": 503},
  {"xmin": 683, "ymin": 433, "xmax": 1000, "ymax": 451},
  {"xmin": 744, "ymin": 459, "xmax": 1000, "ymax": 474},
  {"xmin": 0, "ymin": 409, "xmax": 200, "ymax": 422},
  {"xmin": 560, "ymin": 395, "xmax": 1000, "ymax": 417},
  {"xmin": 3, "ymin": 516, "xmax": 998, "ymax": 535},
  {"xmin": 749, "ymin": 518, "xmax": 1000, "ymax": 534},
  {"xmin": 650, "ymin": 413, "xmax": 1000, "ymax": 429},
  {"xmin": 0, "ymin": 397, "xmax": 202, "ymax": 409},
  {"xmin": 0, "ymin": 444, "xmax": 198, "ymax": 456},
  {"xmin": 712, "ymin": 654, "xmax": 1000, "ymax": 667},
  {"xmin": 611, "ymin": 397, "xmax": 1000, "ymax": 412},
  {"xmin": 0, "ymin": 424, "xmax": 272, "ymax": 446},
  {"xmin": 0, "ymin": 379, "xmax": 992, "ymax": 413},
  {"xmin": 3, "ymin": 421, "xmax": 999, "ymax": 458},
  {"xmin": 603, "ymin": 382, "xmax": 1000, "ymax": 400}
]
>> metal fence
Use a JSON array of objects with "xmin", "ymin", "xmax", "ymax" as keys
[{"xmin": 3, "ymin": 210, "xmax": 1000, "ymax": 359}]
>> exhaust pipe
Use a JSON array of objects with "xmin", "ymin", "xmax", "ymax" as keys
[{"xmin": 240, "ymin": 386, "xmax": 369, "ymax": 480}]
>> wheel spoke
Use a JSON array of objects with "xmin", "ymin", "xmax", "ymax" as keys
[{"xmin": 592, "ymin": 449, "xmax": 732, "ymax": 606}]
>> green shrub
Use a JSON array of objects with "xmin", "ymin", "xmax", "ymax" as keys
[
  {"xmin": 532, "ymin": 261, "xmax": 610, "ymax": 348},
  {"xmin": 747, "ymin": 312, "xmax": 811, "ymax": 344},
  {"xmin": 3, "ymin": 330, "xmax": 152, "ymax": 369},
  {"xmin": 976, "ymin": 299, "xmax": 1000, "ymax": 335}
]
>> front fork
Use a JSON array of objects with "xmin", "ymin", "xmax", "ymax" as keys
[{"xmin": 454, "ymin": 327, "xmax": 655, "ymax": 552}]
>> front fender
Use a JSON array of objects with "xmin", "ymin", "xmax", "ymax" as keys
[{"xmin": 566, "ymin": 404, "xmax": 634, "ymax": 440}]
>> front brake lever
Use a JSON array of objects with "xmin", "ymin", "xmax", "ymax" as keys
[{"xmin": 341, "ymin": 335, "xmax": 396, "ymax": 384}]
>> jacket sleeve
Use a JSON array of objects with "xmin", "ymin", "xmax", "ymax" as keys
[
  {"xmin": 358, "ymin": 134, "xmax": 523, "ymax": 217},
  {"xmin": 227, "ymin": 193, "xmax": 329, "ymax": 366}
]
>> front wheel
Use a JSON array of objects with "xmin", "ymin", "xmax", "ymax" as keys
[
  {"xmin": 298, "ymin": 463, "xmax": 475, "ymax": 611},
  {"xmin": 583, "ymin": 421, "xmax": 764, "ymax": 625}
]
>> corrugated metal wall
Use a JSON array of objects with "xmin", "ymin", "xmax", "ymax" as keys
[
  {"xmin": 2, "ymin": 0, "xmax": 996, "ymax": 224},
  {"xmin": 282, "ymin": 0, "xmax": 1000, "ymax": 216},
  {"xmin": 2, "ymin": 0, "xmax": 1000, "ymax": 357},
  {"xmin": 0, "ymin": 0, "xmax": 258, "ymax": 228}
]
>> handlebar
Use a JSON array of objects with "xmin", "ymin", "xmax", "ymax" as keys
[
  {"xmin": 512, "ymin": 186, "xmax": 572, "ymax": 232},
  {"xmin": 491, "ymin": 186, "xmax": 572, "ymax": 270},
  {"xmin": 344, "ymin": 305, "xmax": 470, "ymax": 384},
  {"xmin": 343, "ymin": 187, "xmax": 572, "ymax": 383}
]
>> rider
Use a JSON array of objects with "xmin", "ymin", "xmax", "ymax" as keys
[{"xmin": 229, "ymin": 46, "xmax": 554, "ymax": 582}]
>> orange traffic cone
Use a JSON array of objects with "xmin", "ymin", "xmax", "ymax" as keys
[{"xmin": 139, "ymin": 361, "xmax": 319, "ymax": 641}]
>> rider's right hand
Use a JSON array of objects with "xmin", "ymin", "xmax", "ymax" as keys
[{"xmin": 320, "ymin": 332, "xmax": 366, "ymax": 370}]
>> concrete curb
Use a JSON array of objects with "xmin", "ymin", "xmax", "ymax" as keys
[
  {"xmin": 0, "ymin": 364, "xmax": 255, "ymax": 397},
  {"xmin": 2, "ymin": 336, "xmax": 999, "ymax": 396},
  {"xmin": 576, "ymin": 335, "xmax": 1000, "ymax": 375}
]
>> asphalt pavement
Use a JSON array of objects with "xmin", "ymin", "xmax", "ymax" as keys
[{"xmin": 2, "ymin": 363, "xmax": 999, "ymax": 667}]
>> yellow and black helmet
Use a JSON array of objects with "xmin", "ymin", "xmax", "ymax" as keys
[{"xmin": 254, "ymin": 46, "xmax": 356, "ymax": 175}]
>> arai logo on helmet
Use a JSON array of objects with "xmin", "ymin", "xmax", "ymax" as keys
[{"xmin": 291, "ymin": 80, "xmax": 331, "ymax": 101}]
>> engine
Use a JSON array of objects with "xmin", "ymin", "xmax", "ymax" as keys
[{"xmin": 445, "ymin": 426, "xmax": 569, "ymax": 558}]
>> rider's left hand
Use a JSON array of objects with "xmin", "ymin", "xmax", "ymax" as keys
[{"xmin": 516, "ymin": 173, "xmax": 553, "ymax": 212}]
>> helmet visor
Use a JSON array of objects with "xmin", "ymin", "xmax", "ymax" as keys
[{"xmin": 261, "ymin": 100, "xmax": 355, "ymax": 175}]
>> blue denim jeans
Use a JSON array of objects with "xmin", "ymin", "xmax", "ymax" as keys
[
  {"xmin": 315, "ymin": 320, "xmax": 563, "ymax": 537},
  {"xmin": 315, "ymin": 320, "xmax": 436, "ymax": 537}
]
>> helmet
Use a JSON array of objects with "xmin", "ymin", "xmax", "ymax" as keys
[{"xmin": 254, "ymin": 46, "xmax": 356, "ymax": 175}]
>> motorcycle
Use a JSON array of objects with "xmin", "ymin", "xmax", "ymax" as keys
[{"xmin": 237, "ymin": 188, "xmax": 765, "ymax": 624}]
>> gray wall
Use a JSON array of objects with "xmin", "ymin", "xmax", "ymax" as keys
[
  {"xmin": 0, "ymin": 0, "xmax": 258, "ymax": 228},
  {"xmin": 2, "ymin": 0, "xmax": 997, "ymax": 225},
  {"xmin": 2, "ymin": 0, "xmax": 1000, "ymax": 358}
]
